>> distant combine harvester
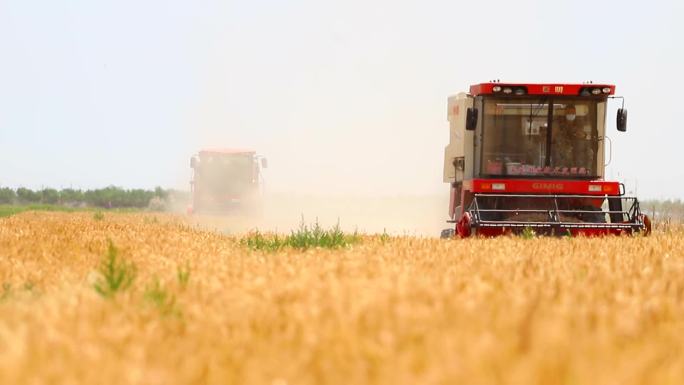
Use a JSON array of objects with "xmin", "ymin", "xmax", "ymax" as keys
[{"xmin": 188, "ymin": 148, "xmax": 267, "ymax": 215}]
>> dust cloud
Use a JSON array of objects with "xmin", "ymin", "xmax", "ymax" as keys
[
  {"xmin": 177, "ymin": 125, "xmax": 454, "ymax": 236},
  {"xmin": 179, "ymin": 102, "xmax": 452, "ymax": 236},
  {"xmin": 186, "ymin": 193, "xmax": 449, "ymax": 237},
  {"xmin": 176, "ymin": 42, "xmax": 454, "ymax": 236}
]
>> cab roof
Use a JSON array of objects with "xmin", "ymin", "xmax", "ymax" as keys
[
  {"xmin": 199, "ymin": 148, "xmax": 255, "ymax": 156},
  {"xmin": 470, "ymin": 82, "xmax": 615, "ymax": 97}
]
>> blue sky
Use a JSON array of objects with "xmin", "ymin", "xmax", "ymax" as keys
[{"xmin": 1, "ymin": 0, "xmax": 682, "ymax": 198}]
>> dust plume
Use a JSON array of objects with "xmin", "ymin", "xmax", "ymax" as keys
[
  {"xmin": 176, "ymin": 16, "xmax": 453, "ymax": 237},
  {"xmin": 186, "ymin": 193, "xmax": 449, "ymax": 237}
]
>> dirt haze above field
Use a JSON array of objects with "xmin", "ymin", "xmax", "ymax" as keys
[{"xmin": 188, "ymin": 193, "xmax": 449, "ymax": 237}]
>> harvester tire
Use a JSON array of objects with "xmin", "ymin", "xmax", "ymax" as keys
[
  {"xmin": 642, "ymin": 214, "xmax": 652, "ymax": 236},
  {"xmin": 440, "ymin": 228, "xmax": 455, "ymax": 239},
  {"xmin": 457, "ymin": 212, "xmax": 473, "ymax": 237}
]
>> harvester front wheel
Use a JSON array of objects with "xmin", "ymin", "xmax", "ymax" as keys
[
  {"xmin": 642, "ymin": 214, "xmax": 652, "ymax": 235},
  {"xmin": 457, "ymin": 212, "xmax": 474, "ymax": 237}
]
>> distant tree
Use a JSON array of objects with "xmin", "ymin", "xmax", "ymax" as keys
[
  {"xmin": 130, "ymin": 188, "xmax": 155, "ymax": 207},
  {"xmin": 4, "ymin": 186, "xmax": 178, "ymax": 209},
  {"xmin": 0, "ymin": 188, "xmax": 16, "ymax": 204},
  {"xmin": 83, "ymin": 186, "xmax": 152, "ymax": 208},
  {"xmin": 60, "ymin": 188, "xmax": 84, "ymax": 204},
  {"xmin": 40, "ymin": 188, "xmax": 60, "ymax": 204},
  {"xmin": 16, "ymin": 187, "xmax": 40, "ymax": 203},
  {"xmin": 83, "ymin": 189, "xmax": 96, "ymax": 207},
  {"xmin": 642, "ymin": 199, "xmax": 684, "ymax": 223},
  {"xmin": 100, "ymin": 186, "xmax": 123, "ymax": 208},
  {"xmin": 84, "ymin": 187, "xmax": 120, "ymax": 208},
  {"xmin": 154, "ymin": 186, "xmax": 168, "ymax": 200}
]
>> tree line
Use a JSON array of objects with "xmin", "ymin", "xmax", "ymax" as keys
[
  {"xmin": 0, "ymin": 186, "xmax": 182, "ymax": 209},
  {"xmin": 642, "ymin": 199, "xmax": 684, "ymax": 223}
]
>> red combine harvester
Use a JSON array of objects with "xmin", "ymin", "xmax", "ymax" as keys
[
  {"xmin": 442, "ymin": 82, "xmax": 650, "ymax": 237},
  {"xmin": 189, "ymin": 148, "xmax": 267, "ymax": 215}
]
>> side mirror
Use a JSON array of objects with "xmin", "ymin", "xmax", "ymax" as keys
[
  {"xmin": 465, "ymin": 108, "xmax": 478, "ymax": 131},
  {"xmin": 260, "ymin": 158, "xmax": 268, "ymax": 168},
  {"xmin": 190, "ymin": 156, "xmax": 197, "ymax": 168},
  {"xmin": 617, "ymin": 108, "xmax": 627, "ymax": 132}
]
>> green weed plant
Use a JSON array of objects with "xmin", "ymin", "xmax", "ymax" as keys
[
  {"xmin": 93, "ymin": 240, "xmax": 136, "ymax": 298},
  {"xmin": 243, "ymin": 220, "xmax": 359, "ymax": 251}
]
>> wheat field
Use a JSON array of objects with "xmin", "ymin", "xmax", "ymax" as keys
[{"xmin": 1, "ymin": 212, "xmax": 683, "ymax": 385}]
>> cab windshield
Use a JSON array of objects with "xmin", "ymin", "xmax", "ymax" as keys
[
  {"xmin": 198, "ymin": 154, "xmax": 255, "ymax": 195},
  {"xmin": 480, "ymin": 98, "xmax": 599, "ymax": 178}
]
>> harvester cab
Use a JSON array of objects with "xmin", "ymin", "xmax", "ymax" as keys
[
  {"xmin": 189, "ymin": 149, "xmax": 267, "ymax": 215},
  {"xmin": 442, "ymin": 82, "xmax": 650, "ymax": 237}
]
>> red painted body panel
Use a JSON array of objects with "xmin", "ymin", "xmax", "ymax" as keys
[
  {"xmin": 469, "ymin": 83, "xmax": 615, "ymax": 97},
  {"xmin": 463, "ymin": 179, "xmax": 621, "ymax": 196},
  {"xmin": 449, "ymin": 178, "xmax": 645, "ymax": 238}
]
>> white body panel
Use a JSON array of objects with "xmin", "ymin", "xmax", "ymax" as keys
[
  {"xmin": 596, "ymin": 101, "xmax": 606, "ymax": 178},
  {"xmin": 443, "ymin": 93, "xmax": 474, "ymax": 183}
]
